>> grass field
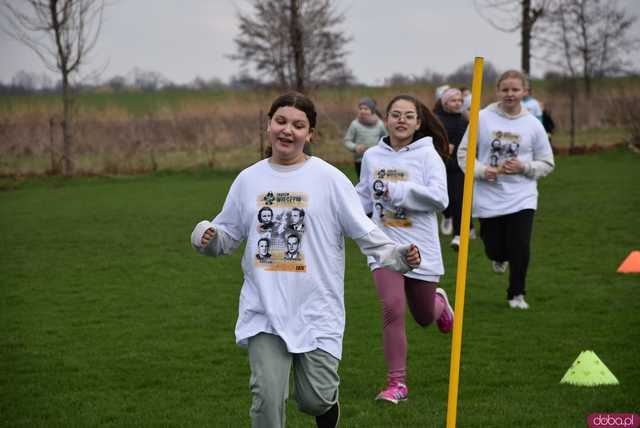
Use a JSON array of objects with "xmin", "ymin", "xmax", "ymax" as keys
[{"xmin": 1, "ymin": 148, "xmax": 639, "ymax": 427}]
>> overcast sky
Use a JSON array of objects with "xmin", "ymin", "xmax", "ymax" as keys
[{"xmin": 1, "ymin": 0, "xmax": 639, "ymax": 86}]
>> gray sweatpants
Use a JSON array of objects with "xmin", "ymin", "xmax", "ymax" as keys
[{"xmin": 247, "ymin": 333, "xmax": 340, "ymax": 428}]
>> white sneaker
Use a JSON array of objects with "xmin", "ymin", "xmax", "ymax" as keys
[
  {"xmin": 440, "ymin": 217, "xmax": 453, "ymax": 235},
  {"xmin": 450, "ymin": 235, "xmax": 460, "ymax": 251},
  {"xmin": 508, "ymin": 294, "xmax": 529, "ymax": 309},
  {"xmin": 491, "ymin": 260, "xmax": 508, "ymax": 274},
  {"xmin": 469, "ymin": 229, "xmax": 476, "ymax": 240}
]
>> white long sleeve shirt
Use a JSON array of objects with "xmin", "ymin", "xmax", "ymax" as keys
[
  {"xmin": 191, "ymin": 157, "xmax": 414, "ymax": 360},
  {"xmin": 457, "ymin": 102, "xmax": 555, "ymax": 218},
  {"xmin": 355, "ymin": 136, "xmax": 448, "ymax": 282}
]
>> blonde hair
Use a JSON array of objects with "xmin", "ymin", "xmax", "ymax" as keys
[{"xmin": 496, "ymin": 70, "xmax": 529, "ymax": 89}]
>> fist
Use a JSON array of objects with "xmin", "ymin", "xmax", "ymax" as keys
[
  {"xmin": 201, "ymin": 227, "xmax": 216, "ymax": 247},
  {"xmin": 405, "ymin": 244, "xmax": 421, "ymax": 268}
]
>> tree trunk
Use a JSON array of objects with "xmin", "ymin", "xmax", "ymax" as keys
[
  {"xmin": 521, "ymin": 0, "xmax": 531, "ymax": 75},
  {"xmin": 290, "ymin": 0, "xmax": 305, "ymax": 92},
  {"xmin": 61, "ymin": 74, "xmax": 74, "ymax": 176}
]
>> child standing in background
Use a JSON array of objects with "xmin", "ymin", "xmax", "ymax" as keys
[
  {"xmin": 343, "ymin": 97, "xmax": 387, "ymax": 179},
  {"xmin": 356, "ymin": 94, "xmax": 454, "ymax": 404},
  {"xmin": 191, "ymin": 92, "xmax": 421, "ymax": 427}
]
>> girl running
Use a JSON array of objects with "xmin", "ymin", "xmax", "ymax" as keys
[
  {"xmin": 457, "ymin": 70, "xmax": 555, "ymax": 309},
  {"xmin": 356, "ymin": 94, "xmax": 454, "ymax": 404},
  {"xmin": 191, "ymin": 92, "xmax": 421, "ymax": 427}
]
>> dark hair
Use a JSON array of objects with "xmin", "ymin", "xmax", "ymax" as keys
[
  {"xmin": 257, "ymin": 206, "xmax": 273, "ymax": 222},
  {"xmin": 264, "ymin": 92, "xmax": 317, "ymax": 157},
  {"xmin": 291, "ymin": 207, "xmax": 305, "ymax": 218},
  {"xmin": 257, "ymin": 237, "xmax": 270, "ymax": 247},
  {"xmin": 385, "ymin": 94, "xmax": 449, "ymax": 159},
  {"xmin": 268, "ymin": 91, "xmax": 317, "ymax": 129},
  {"xmin": 286, "ymin": 233, "xmax": 300, "ymax": 243}
]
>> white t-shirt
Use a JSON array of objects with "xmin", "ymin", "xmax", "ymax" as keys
[
  {"xmin": 209, "ymin": 157, "xmax": 376, "ymax": 360},
  {"xmin": 356, "ymin": 137, "xmax": 447, "ymax": 281},
  {"xmin": 462, "ymin": 104, "xmax": 553, "ymax": 218}
]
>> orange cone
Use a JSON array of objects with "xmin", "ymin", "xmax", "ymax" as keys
[{"xmin": 617, "ymin": 251, "xmax": 640, "ymax": 273}]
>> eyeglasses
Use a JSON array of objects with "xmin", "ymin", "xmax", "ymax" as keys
[{"xmin": 388, "ymin": 111, "xmax": 418, "ymax": 121}]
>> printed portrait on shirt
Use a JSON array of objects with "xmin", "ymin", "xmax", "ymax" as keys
[
  {"xmin": 371, "ymin": 168, "xmax": 412, "ymax": 228},
  {"xmin": 488, "ymin": 130, "xmax": 521, "ymax": 169},
  {"xmin": 255, "ymin": 237, "xmax": 272, "ymax": 262},
  {"xmin": 255, "ymin": 191, "xmax": 308, "ymax": 272}
]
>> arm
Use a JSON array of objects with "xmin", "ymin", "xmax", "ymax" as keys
[
  {"xmin": 190, "ymin": 178, "xmax": 246, "ymax": 257},
  {"xmin": 191, "ymin": 221, "xmax": 242, "ymax": 257},
  {"xmin": 354, "ymin": 152, "xmax": 373, "ymax": 214},
  {"xmin": 343, "ymin": 122, "xmax": 358, "ymax": 152},
  {"xmin": 458, "ymin": 125, "xmax": 487, "ymax": 179},
  {"xmin": 384, "ymin": 153, "xmax": 448, "ymax": 212},
  {"xmin": 503, "ymin": 122, "xmax": 555, "ymax": 179},
  {"xmin": 353, "ymin": 228, "xmax": 420, "ymax": 273}
]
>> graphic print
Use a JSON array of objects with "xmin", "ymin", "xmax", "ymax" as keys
[
  {"xmin": 255, "ymin": 191, "xmax": 308, "ymax": 272},
  {"xmin": 488, "ymin": 130, "xmax": 521, "ymax": 171},
  {"xmin": 372, "ymin": 168, "xmax": 412, "ymax": 228}
]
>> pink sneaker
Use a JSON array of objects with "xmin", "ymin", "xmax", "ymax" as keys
[
  {"xmin": 375, "ymin": 382, "xmax": 408, "ymax": 404},
  {"xmin": 435, "ymin": 288, "xmax": 454, "ymax": 333}
]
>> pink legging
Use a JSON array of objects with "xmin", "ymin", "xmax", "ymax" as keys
[{"xmin": 372, "ymin": 268, "xmax": 444, "ymax": 385}]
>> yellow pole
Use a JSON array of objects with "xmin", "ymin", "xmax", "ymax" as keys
[{"xmin": 446, "ymin": 57, "xmax": 484, "ymax": 428}]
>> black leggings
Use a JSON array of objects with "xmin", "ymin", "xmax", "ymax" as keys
[{"xmin": 479, "ymin": 209, "xmax": 535, "ymax": 300}]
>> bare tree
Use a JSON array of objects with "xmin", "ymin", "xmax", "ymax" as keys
[
  {"xmin": 230, "ymin": 0, "xmax": 352, "ymax": 90},
  {"xmin": 537, "ymin": 0, "xmax": 639, "ymax": 96},
  {"xmin": 474, "ymin": 0, "xmax": 552, "ymax": 75},
  {"xmin": 1, "ymin": 0, "xmax": 105, "ymax": 176}
]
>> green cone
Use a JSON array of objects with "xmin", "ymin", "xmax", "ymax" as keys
[{"xmin": 560, "ymin": 350, "xmax": 619, "ymax": 386}]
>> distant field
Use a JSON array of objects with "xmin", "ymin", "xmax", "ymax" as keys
[
  {"xmin": 1, "ymin": 148, "xmax": 639, "ymax": 427},
  {"xmin": 0, "ymin": 77, "xmax": 638, "ymax": 175}
]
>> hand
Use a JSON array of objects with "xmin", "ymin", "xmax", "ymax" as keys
[
  {"xmin": 502, "ymin": 159, "xmax": 525, "ymax": 175},
  {"xmin": 405, "ymin": 244, "xmax": 421, "ymax": 268},
  {"xmin": 355, "ymin": 144, "xmax": 367, "ymax": 155},
  {"xmin": 201, "ymin": 227, "xmax": 216, "ymax": 246},
  {"xmin": 484, "ymin": 166, "xmax": 498, "ymax": 182},
  {"xmin": 448, "ymin": 144, "xmax": 455, "ymax": 154}
]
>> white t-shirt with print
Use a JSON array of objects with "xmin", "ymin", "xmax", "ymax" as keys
[
  {"xmin": 210, "ymin": 157, "xmax": 376, "ymax": 360},
  {"xmin": 470, "ymin": 107, "xmax": 553, "ymax": 218},
  {"xmin": 355, "ymin": 137, "xmax": 448, "ymax": 281}
]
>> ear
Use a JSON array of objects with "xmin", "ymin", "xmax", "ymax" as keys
[{"xmin": 306, "ymin": 128, "xmax": 314, "ymax": 143}]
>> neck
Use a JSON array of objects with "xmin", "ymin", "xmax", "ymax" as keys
[
  {"xmin": 271, "ymin": 153, "xmax": 308, "ymax": 166},
  {"xmin": 389, "ymin": 137, "xmax": 411, "ymax": 151},
  {"xmin": 500, "ymin": 102, "xmax": 522, "ymax": 116}
]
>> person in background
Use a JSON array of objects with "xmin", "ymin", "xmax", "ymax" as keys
[
  {"xmin": 191, "ymin": 92, "xmax": 422, "ymax": 428},
  {"xmin": 457, "ymin": 70, "xmax": 555, "ymax": 310},
  {"xmin": 522, "ymin": 83, "xmax": 543, "ymax": 122},
  {"xmin": 434, "ymin": 87, "xmax": 475, "ymax": 251},
  {"xmin": 343, "ymin": 97, "xmax": 387, "ymax": 179},
  {"xmin": 434, "ymin": 84, "xmax": 453, "ymax": 236},
  {"xmin": 356, "ymin": 94, "xmax": 454, "ymax": 404},
  {"xmin": 460, "ymin": 86, "xmax": 472, "ymax": 121},
  {"xmin": 540, "ymin": 100, "xmax": 556, "ymax": 153}
]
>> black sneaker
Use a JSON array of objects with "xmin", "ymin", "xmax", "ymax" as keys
[{"xmin": 316, "ymin": 402, "xmax": 340, "ymax": 428}]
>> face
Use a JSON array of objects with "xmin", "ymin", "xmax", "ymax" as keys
[
  {"xmin": 268, "ymin": 106, "xmax": 313, "ymax": 165},
  {"xmin": 386, "ymin": 99, "xmax": 421, "ymax": 146},
  {"xmin": 287, "ymin": 236, "xmax": 299, "ymax": 253},
  {"xmin": 260, "ymin": 210, "xmax": 272, "ymax": 223},
  {"xmin": 497, "ymin": 78, "xmax": 525, "ymax": 112},
  {"xmin": 258, "ymin": 240, "xmax": 269, "ymax": 255},
  {"xmin": 291, "ymin": 210, "xmax": 301, "ymax": 224},
  {"xmin": 358, "ymin": 105, "xmax": 373, "ymax": 121},
  {"xmin": 444, "ymin": 94, "xmax": 464, "ymax": 113}
]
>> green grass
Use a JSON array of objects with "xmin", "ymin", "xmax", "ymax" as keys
[{"xmin": 1, "ymin": 149, "xmax": 639, "ymax": 427}]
